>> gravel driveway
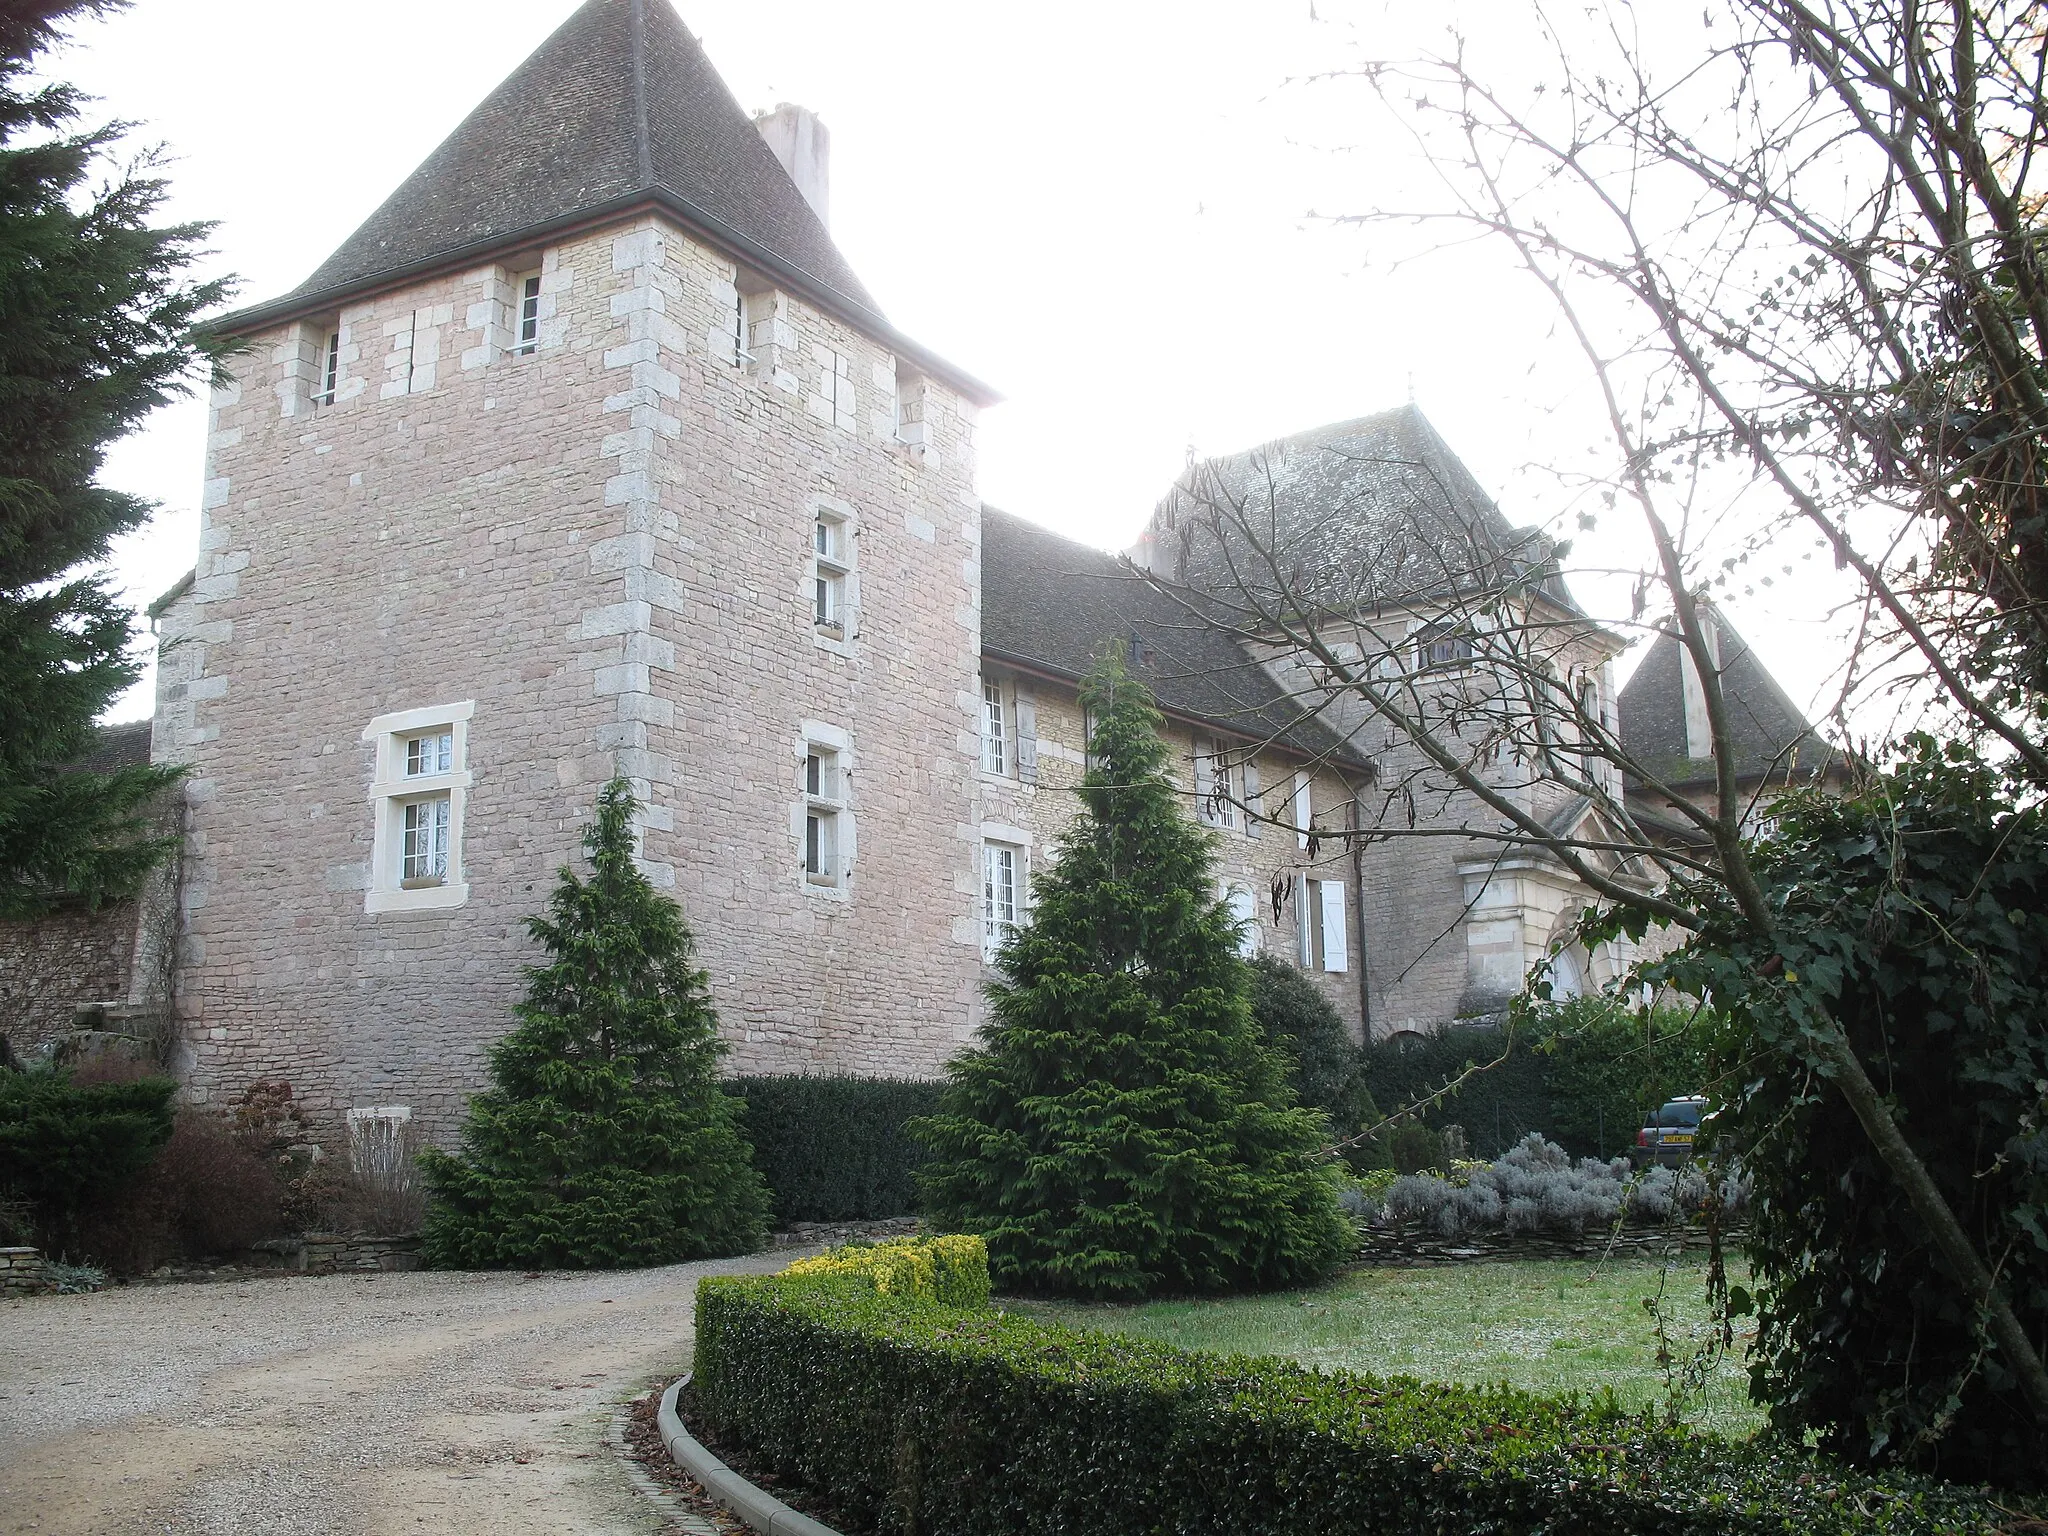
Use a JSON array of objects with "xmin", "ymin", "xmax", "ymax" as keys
[{"xmin": 0, "ymin": 1254, "xmax": 788, "ymax": 1535}]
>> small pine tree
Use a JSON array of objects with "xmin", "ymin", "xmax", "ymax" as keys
[
  {"xmin": 421, "ymin": 779, "xmax": 770, "ymax": 1268},
  {"xmin": 914, "ymin": 652, "xmax": 1353, "ymax": 1298}
]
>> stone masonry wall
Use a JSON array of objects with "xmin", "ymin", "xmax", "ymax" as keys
[
  {"xmin": 0, "ymin": 901, "xmax": 138, "ymax": 1058},
  {"xmin": 156, "ymin": 212, "xmax": 983, "ymax": 1141},
  {"xmin": 1260, "ymin": 615, "xmax": 1630, "ymax": 1039},
  {"xmin": 974, "ymin": 669, "xmax": 1367, "ymax": 1039}
]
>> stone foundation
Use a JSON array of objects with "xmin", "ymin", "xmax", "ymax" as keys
[
  {"xmin": 1352, "ymin": 1222, "xmax": 1743, "ymax": 1268},
  {"xmin": 0, "ymin": 1246, "xmax": 51, "ymax": 1296},
  {"xmin": 246, "ymin": 1232, "xmax": 422, "ymax": 1274}
]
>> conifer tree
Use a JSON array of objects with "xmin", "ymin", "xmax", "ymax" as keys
[
  {"xmin": 0, "ymin": 2, "xmax": 228, "ymax": 915},
  {"xmin": 421, "ymin": 779, "xmax": 770, "ymax": 1268},
  {"xmin": 915, "ymin": 653, "xmax": 1353, "ymax": 1298}
]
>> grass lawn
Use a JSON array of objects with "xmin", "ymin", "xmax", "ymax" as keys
[{"xmin": 1014, "ymin": 1254, "xmax": 1765, "ymax": 1440}]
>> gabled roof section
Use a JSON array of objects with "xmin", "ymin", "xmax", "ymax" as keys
[
  {"xmin": 1618, "ymin": 605, "xmax": 1837, "ymax": 791},
  {"xmin": 1130, "ymin": 405, "xmax": 1585, "ymax": 619},
  {"xmin": 982, "ymin": 507, "xmax": 1364, "ymax": 768},
  {"xmin": 213, "ymin": 1, "xmax": 995, "ymax": 402}
]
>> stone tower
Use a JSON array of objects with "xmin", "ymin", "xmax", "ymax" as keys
[{"xmin": 150, "ymin": 0, "xmax": 997, "ymax": 1133}]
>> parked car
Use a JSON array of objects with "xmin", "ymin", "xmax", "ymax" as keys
[{"xmin": 1633, "ymin": 1096, "xmax": 1710, "ymax": 1167}]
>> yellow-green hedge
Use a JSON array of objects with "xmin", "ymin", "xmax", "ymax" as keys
[
  {"xmin": 780, "ymin": 1234, "xmax": 989, "ymax": 1306},
  {"xmin": 691, "ymin": 1244, "xmax": 2015, "ymax": 1536}
]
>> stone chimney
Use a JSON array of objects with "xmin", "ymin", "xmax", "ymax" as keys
[{"xmin": 754, "ymin": 103, "xmax": 830, "ymax": 230}]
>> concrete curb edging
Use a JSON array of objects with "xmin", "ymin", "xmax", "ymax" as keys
[
  {"xmin": 609, "ymin": 1394, "xmax": 723, "ymax": 1536},
  {"xmin": 658, "ymin": 1375, "xmax": 843, "ymax": 1536}
]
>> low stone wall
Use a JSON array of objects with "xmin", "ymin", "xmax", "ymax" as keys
[
  {"xmin": 1353, "ymin": 1222, "xmax": 1745, "ymax": 1268},
  {"xmin": 769, "ymin": 1215, "xmax": 922, "ymax": 1250},
  {"xmin": 247, "ymin": 1232, "xmax": 422, "ymax": 1274},
  {"xmin": 1, "ymin": 1245, "xmax": 50, "ymax": 1295}
]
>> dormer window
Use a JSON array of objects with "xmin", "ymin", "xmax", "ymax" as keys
[
  {"xmin": 312, "ymin": 328, "xmax": 339, "ymax": 405},
  {"xmin": 513, "ymin": 272, "xmax": 541, "ymax": 355},
  {"xmin": 1414, "ymin": 621, "xmax": 1476, "ymax": 670}
]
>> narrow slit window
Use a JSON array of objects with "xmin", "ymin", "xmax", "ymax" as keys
[
  {"xmin": 514, "ymin": 273, "xmax": 542, "ymax": 355},
  {"xmin": 983, "ymin": 842, "xmax": 1022, "ymax": 956},
  {"xmin": 802, "ymin": 742, "xmax": 846, "ymax": 888},
  {"xmin": 313, "ymin": 329, "xmax": 340, "ymax": 404},
  {"xmin": 812, "ymin": 513, "xmax": 848, "ymax": 634},
  {"xmin": 982, "ymin": 679, "xmax": 1008, "ymax": 775},
  {"xmin": 732, "ymin": 291, "xmax": 752, "ymax": 367}
]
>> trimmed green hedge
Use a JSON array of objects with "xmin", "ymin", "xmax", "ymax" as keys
[
  {"xmin": 725, "ymin": 1075, "xmax": 940, "ymax": 1224},
  {"xmin": 693, "ymin": 1266, "xmax": 2011, "ymax": 1536},
  {"xmin": 1363, "ymin": 1004, "xmax": 1713, "ymax": 1161}
]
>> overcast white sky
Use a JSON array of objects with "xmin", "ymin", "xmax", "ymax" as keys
[{"xmin": 59, "ymin": 0, "xmax": 1848, "ymax": 723}]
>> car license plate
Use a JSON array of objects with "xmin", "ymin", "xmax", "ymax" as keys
[{"xmin": 1666, "ymin": 1133, "xmax": 1694, "ymax": 1145}]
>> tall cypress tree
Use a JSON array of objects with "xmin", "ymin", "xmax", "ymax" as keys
[
  {"xmin": 0, "ymin": 2, "xmax": 227, "ymax": 916},
  {"xmin": 421, "ymin": 779, "xmax": 770, "ymax": 1269},
  {"xmin": 916, "ymin": 652, "xmax": 1352, "ymax": 1299}
]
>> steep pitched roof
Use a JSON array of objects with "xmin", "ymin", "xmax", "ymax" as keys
[
  {"xmin": 301, "ymin": 0, "xmax": 872, "ymax": 309},
  {"xmin": 214, "ymin": 1, "xmax": 994, "ymax": 401},
  {"xmin": 73, "ymin": 721, "xmax": 153, "ymax": 775},
  {"xmin": 982, "ymin": 507, "xmax": 1363, "ymax": 766},
  {"xmin": 1617, "ymin": 607, "xmax": 1837, "ymax": 791},
  {"xmin": 1130, "ymin": 405, "xmax": 1583, "ymax": 617}
]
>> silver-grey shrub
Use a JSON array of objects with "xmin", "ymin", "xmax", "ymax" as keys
[{"xmin": 1369, "ymin": 1134, "xmax": 1747, "ymax": 1240}]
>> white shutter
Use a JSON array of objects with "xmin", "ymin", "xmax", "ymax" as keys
[
  {"xmin": 1226, "ymin": 883, "xmax": 1259, "ymax": 956},
  {"xmin": 1293, "ymin": 772, "xmax": 1313, "ymax": 849},
  {"xmin": 1319, "ymin": 878, "xmax": 1348, "ymax": 973},
  {"xmin": 1297, "ymin": 874, "xmax": 1313, "ymax": 967},
  {"xmin": 1243, "ymin": 759, "xmax": 1261, "ymax": 838},
  {"xmin": 1016, "ymin": 693, "xmax": 1039, "ymax": 783}
]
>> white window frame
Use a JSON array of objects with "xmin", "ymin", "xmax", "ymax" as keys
[
  {"xmin": 796, "ymin": 721, "xmax": 854, "ymax": 898},
  {"xmin": 362, "ymin": 701, "xmax": 473, "ymax": 914},
  {"xmin": 1194, "ymin": 737, "xmax": 1238, "ymax": 829},
  {"xmin": 981, "ymin": 677, "xmax": 1009, "ymax": 776},
  {"xmin": 980, "ymin": 822, "xmax": 1032, "ymax": 961},
  {"xmin": 512, "ymin": 271, "xmax": 542, "ymax": 355}
]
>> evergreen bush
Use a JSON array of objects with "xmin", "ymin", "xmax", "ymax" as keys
[
  {"xmin": 1531, "ymin": 997, "xmax": 1714, "ymax": 1159},
  {"xmin": 726, "ymin": 1074, "xmax": 940, "ymax": 1223},
  {"xmin": 1362, "ymin": 1023, "xmax": 1553, "ymax": 1158},
  {"xmin": 0, "ymin": 1065, "xmax": 174, "ymax": 1255},
  {"xmin": 913, "ymin": 652, "xmax": 1352, "ymax": 1299},
  {"xmin": 1361, "ymin": 1002, "xmax": 1713, "ymax": 1162},
  {"xmin": 420, "ymin": 779, "xmax": 770, "ymax": 1268},
  {"xmin": 1244, "ymin": 954, "xmax": 1383, "ymax": 1165},
  {"xmin": 692, "ymin": 1260, "xmax": 2015, "ymax": 1535}
]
